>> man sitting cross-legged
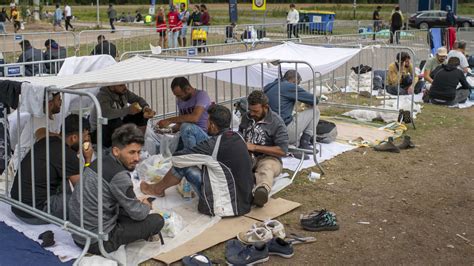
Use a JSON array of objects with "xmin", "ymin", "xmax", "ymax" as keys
[
  {"xmin": 69, "ymin": 124, "xmax": 164, "ymax": 254},
  {"xmin": 141, "ymin": 105, "xmax": 254, "ymax": 217},
  {"xmin": 157, "ymin": 77, "xmax": 212, "ymax": 151}
]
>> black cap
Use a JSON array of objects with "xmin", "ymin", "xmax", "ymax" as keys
[{"xmin": 64, "ymin": 114, "xmax": 90, "ymax": 136}]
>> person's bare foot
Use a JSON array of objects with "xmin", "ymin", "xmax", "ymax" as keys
[{"xmin": 140, "ymin": 181, "xmax": 165, "ymax": 197}]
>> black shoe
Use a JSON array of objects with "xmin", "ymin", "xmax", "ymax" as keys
[
  {"xmin": 301, "ymin": 212, "xmax": 339, "ymax": 232},
  {"xmin": 226, "ymin": 241, "xmax": 269, "ymax": 265},
  {"xmin": 398, "ymin": 135, "xmax": 415, "ymax": 149},
  {"xmin": 38, "ymin": 230, "xmax": 55, "ymax": 247},
  {"xmin": 268, "ymin": 237, "xmax": 294, "ymax": 258},
  {"xmin": 253, "ymin": 186, "xmax": 269, "ymax": 207},
  {"xmin": 292, "ymin": 151, "xmax": 309, "ymax": 160},
  {"xmin": 374, "ymin": 137, "xmax": 400, "ymax": 153},
  {"xmin": 298, "ymin": 133, "xmax": 313, "ymax": 151},
  {"xmin": 398, "ymin": 109, "xmax": 412, "ymax": 124}
]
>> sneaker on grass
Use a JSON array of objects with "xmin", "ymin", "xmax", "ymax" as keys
[
  {"xmin": 225, "ymin": 241, "xmax": 269, "ymax": 265},
  {"xmin": 255, "ymin": 219, "xmax": 286, "ymax": 239},
  {"xmin": 268, "ymin": 237, "xmax": 294, "ymax": 258},
  {"xmin": 237, "ymin": 227, "xmax": 273, "ymax": 245}
]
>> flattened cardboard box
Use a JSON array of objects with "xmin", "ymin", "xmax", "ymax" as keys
[{"xmin": 154, "ymin": 197, "xmax": 300, "ymax": 264}]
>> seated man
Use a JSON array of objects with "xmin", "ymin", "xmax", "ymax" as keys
[
  {"xmin": 10, "ymin": 114, "xmax": 93, "ymax": 224},
  {"xmin": 239, "ymin": 91, "xmax": 288, "ymax": 207},
  {"xmin": 90, "ymin": 84, "xmax": 155, "ymax": 148},
  {"xmin": 429, "ymin": 57, "xmax": 472, "ymax": 105},
  {"xmin": 264, "ymin": 70, "xmax": 319, "ymax": 152},
  {"xmin": 43, "ymin": 39, "xmax": 67, "ymax": 74},
  {"xmin": 423, "ymin": 47, "xmax": 447, "ymax": 84},
  {"xmin": 386, "ymin": 52, "xmax": 418, "ymax": 95},
  {"xmin": 157, "ymin": 77, "xmax": 211, "ymax": 150},
  {"xmin": 90, "ymin": 35, "xmax": 118, "ymax": 58},
  {"xmin": 141, "ymin": 105, "xmax": 254, "ymax": 216},
  {"xmin": 447, "ymin": 41, "xmax": 470, "ymax": 73},
  {"xmin": 17, "ymin": 40, "xmax": 44, "ymax": 76},
  {"xmin": 69, "ymin": 124, "xmax": 164, "ymax": 254}
]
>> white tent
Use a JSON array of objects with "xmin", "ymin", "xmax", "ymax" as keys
[
  {"xmin": 204, "ymin": 42, "xmax": 362, "ymax": 88},
  {"xmin": 3, "ymin": 56, "xmax": 275, "ymax": 89}
]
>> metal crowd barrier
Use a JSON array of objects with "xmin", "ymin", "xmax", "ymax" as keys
[
  {"xmin": 457, "ymin": 27, "xmax": 474, "ymax": 50},
  {"xmin": 0, "ymin": 87, "xmax": 111, "ymax": 264}
]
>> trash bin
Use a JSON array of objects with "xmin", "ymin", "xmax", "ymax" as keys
[{"xmin": 299, "ymin": 10, "xmax": 336, "ymax": 34}]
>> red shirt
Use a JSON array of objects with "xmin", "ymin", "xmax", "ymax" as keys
[
  {"xmin": 167, "ymin": 11, "xmax": 182, "ymax": 32},
  {"xmin": 156, "ymin": 14, "xmax": 167, "ymax": 32}
]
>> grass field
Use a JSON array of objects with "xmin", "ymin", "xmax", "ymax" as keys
[{"xmin": 36, "ymin": 3, "xmax": 474, "ymax": 25}]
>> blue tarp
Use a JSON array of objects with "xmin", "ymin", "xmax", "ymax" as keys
[{"xmin": 0, "ymin": 221, "xmax": 73, "ymax": 266}]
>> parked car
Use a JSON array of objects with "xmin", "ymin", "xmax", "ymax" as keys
[{"xmin": 408, "ymin": 10, "xmax": 474, "ymax": 29}]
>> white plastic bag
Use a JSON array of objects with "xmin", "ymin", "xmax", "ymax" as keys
[
  {"xmin": 159, "ymin": 211, "xmax": 185, "ymax": 238},
  {"xmin": 136, "ymin": 155, "xmax": 172, "ymax": 183}
]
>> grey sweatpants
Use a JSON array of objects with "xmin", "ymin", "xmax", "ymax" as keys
[{"xmin": 287, "ymin": 108, "xmax": 320, "ymax": 146}]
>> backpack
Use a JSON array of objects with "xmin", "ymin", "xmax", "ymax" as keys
[
  {"xmin": 316, "ymin": 120, "xmax": 337, "ymax": 143},
  {"xmin": 391, "ymin": 12, "xmax": 402, "ymax": 28}
]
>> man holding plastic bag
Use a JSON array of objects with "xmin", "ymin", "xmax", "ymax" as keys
[{"xmin": 141, "ymin": 105, "xmax": 254, "ymax": 217}]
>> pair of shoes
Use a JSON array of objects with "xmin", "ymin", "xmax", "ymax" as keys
[
  {"xmin": 300, "ymin": 209, "xmax": 339, "ymax": 232},
  {"xmin": 237, "ymin": 220, "xmax": 286, "ymax": 244},
  {"xmin": 253, "ymin": 186, "xmax": 269, "ymax": 207},
  {"xmin": 373, "ymin": 136, "xmax": 415, "ymax": 153}
]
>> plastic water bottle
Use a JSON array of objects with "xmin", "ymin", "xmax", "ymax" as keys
[
  {"xmin": 307, "ymin": 172, "xmax": 321, "ymax": 182},
  {"xmin": 183, "ymin": 180, "xmax": 192, "ymax": 201}
]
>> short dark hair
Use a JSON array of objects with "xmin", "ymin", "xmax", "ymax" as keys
[
  {"xmin": 447, "ymin": 56, "xmax": 460, "ymax": 66},
  {"xmin": 111, "ymin": 124, "xmax": 144, "ymax": 149},
  {"xmin": 44, "ymin": 39, "xmax": 56, "ymax": 47},
  {"xmin": 208, "ymin": 105, "xmax": 231, "ymax": 130},
  {"xmin": 64, "ymin": 114, "xmax": 90, "ymax": 137},
  {"xmin": 290, "ymin": 3, "xmax": 295, "ymax": 8},
  {"xmin": 19, "ymin": 40, "xmax": 31, "ymax": 48},
  {"xmin": 200, "ymin": 4, "xmax": 207, "ymax": 10},
  {"xmin": 395, "ymin": 6, "xmax": 400, "ymax": 11},
  {"xmin": 455, "ymin": 41, "xmax": 467, "ymax": 50},
  {"xmin": 283, "ymin": 70, "xmax": 302, "ymax": 83},
  {"xmin": 396, "ymin": 52, "xmax": 411, "ymax": 63},
  {"xmin": 247, "ymin": 90, "xmax": 268, "ymax": 106},
  {"xmin": 377, "ymin": 6, "xmax": 382, "ymax": 9},
  {"xmin": 170, "ymin": 77, "xmax": 191, "ymax": 91},
  {"xmin": 55, "ymin": 4, "xmax": 59, "ymax": 8},
  {"xmin": 97, "ymin": 35, "xmax": 105, "ymax": 42}
]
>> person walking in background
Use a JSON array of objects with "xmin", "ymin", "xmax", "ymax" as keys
[
  {"xmin": 107, "ymin": 4, "xmax": 117, "ymax": 33},
  {"xmin": 286, "ymin": 3, "xmax": 299, "ymax": 39},
  {"xmin": 446, "ymin": 5, "xmax": 456, "ymax": 27},
  {"xmin": 372, "ymin": 6, "xmax": 382, "ymax": 41},
  {"xmin": 167, "ymin": 5, "xmax": 182, "ymax": 49},
  {"xmin": 53, "ymin": 4, "xmax": 64, "ymax": 32},
  {"xmin": 0, "ymin": 8, "xmax": 10, "ymax": 34},
  {"xmin": 390, "ymin": 6, "xmax": 403, "ymax": 44},
  {"xmin": 64, "ymin": 3, "xmax": 74, "ymax": 31},
  {"xmin": 178, "ymin": 3, "xmax": 190, "ymax": 47},
  {"xmin": 11, "ymin": 6, "xmax": 21, "ymax": 33},
  {"xmin": 156, "ymin": 7, "xmax": 167, "ymax": 48}
]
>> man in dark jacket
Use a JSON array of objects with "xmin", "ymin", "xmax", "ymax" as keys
[
  {"xmin": 17, "ymin": 40, "xmax": 44, "ymax": 76},
  {"xmin": 141, "ymin": 105, "xmax": 254, "ymax": 216},
  {"xmin": 264, "ymin": 70, "xmax": 319, "ymax": 152},
  {"xmin": 90, "ymin": 84, "xmax": 155, "ymax": 147},
  {"xmin": 429, "ymin": 57, "xmax": 472, "ymax": 105},
  {"xmin": 239, "ymin": 91, "xmax": 289, "ymax": 207},
  {"xmin": 43, "ymin": 39, "xmax": 67, "ymax": 74},
  {"xmin": 390, "ymin": 6, "xmax": 403, "ymax": 44},
  {"xmin": 69, "ymin": 124, "xmax": 164, "ymax": 254},
  {"xmin": 90, "ymin": 35, "xmax": 118, "ymax": 58}
]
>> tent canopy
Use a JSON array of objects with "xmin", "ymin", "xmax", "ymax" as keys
[
  {"xmin": 2, "ymin": 56, "xmax": 276, "ymax": 89},
  {"xmin": 203, "ymin": 42, "xmax": 361, "ymax": 87}
]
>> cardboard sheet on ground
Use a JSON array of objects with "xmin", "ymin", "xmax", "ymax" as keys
[
  {"xmin": 332, "ymin": 120, "xmax": 393, "ymax": 143},
  {"xmin": 154, "ymin": 197, "xmax": 300, "ymax": 264}
]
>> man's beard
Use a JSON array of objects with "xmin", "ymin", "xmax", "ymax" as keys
[{"xmin": 70, "ymin": 142, "xmax": 80, "ymax": 152}]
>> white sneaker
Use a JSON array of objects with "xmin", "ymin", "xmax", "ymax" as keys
[
  {"xmin": 255, "ymin": 219, "xmax": 286, "ymax": 239},
  {"xmin": 236, "ymin": 227, "xmax": 273, "ymax": 245}
]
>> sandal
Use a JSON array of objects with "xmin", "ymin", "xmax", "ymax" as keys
[{"xmin": 182, "ymin": 253, "xmax": 212, "ymax": 266}]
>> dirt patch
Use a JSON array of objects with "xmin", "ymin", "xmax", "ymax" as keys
[{"xmin": 143, "ymin": 104, "xmax": 474, "ymax": 265}]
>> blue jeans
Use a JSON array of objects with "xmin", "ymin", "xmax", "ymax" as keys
[
  {"xmin": 168, "ymin": 31, "xmax": 179, "ymax": 48},
  {"xmin": 172, "ymin": 166, "xmax": 203, "ymax": 198},
  {"xmin": 179, "ymin": 123, "xmax": 208, "ymax": 150}
]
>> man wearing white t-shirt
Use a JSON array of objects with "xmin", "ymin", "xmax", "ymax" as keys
[
  {"xmin": 64, "ymin": 3, "xmax": 74, "ymax": 31},
  {"xmin": 286, "ymin": 3, "xmax": 299, "ymax": 39},
  {"xmin": 13, "ymin": 93, "xmax": 62, "ymax": 172},
  {"xmin": 447, "ymin": 41, "xmax": 470, "ymax": 73}
]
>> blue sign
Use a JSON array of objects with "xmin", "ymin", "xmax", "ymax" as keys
[
  {"xmin": 14, "ymin": 35, "xmax": 23, "ymax": 41},
  {"xmin": 187, "ymin": 48, "xmax": 197, "ymax": 56},
  {"xmin": 229, "ymin": 0, "xmax": 238, "ymax": 23},
  {"xmin": 6, "ymin": 66, "xmax": 22, "ymax": 77}
]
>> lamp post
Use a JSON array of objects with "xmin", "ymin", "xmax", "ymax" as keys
[
  {"xmin": 352, "ymin": 0, "xmax": 357, "ymax": 20},
  {"xmin": 96, "ymin": 0, "xmax": 100, "ymax": 28}
]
